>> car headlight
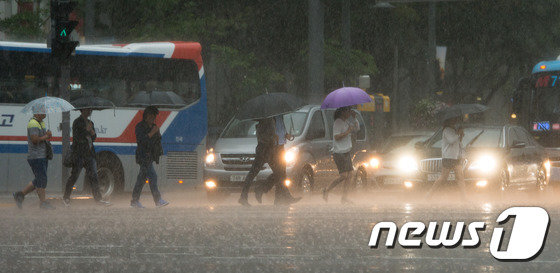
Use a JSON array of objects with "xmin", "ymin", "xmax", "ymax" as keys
[
  {"xmin": 468, "ymin": 155, "xmax": 497, "ymax": 173},
  {"xmin": 369, "ymin": 157, "xmax": 380, "ymax": 169},
  {"xmin": 284, "ymin": 147, "xmax": 298, "ymax": 165},
  {"xmin": 397, "ymin": 156, "xmax": 418, "ymax": 173},
  {"xmin": 205, "ymin": 151, "xmax": 216, "ymax": 166}
]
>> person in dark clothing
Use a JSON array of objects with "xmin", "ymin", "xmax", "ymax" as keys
[
  {"xmin": 238, "ymin": 117, "xmax": 300, "ymax": 207},
  {"xmin": 131, "ymin": 106, "xmax": 168, "ymax": 208},
  {"xmin": 254, "ymin": 115, "xmax": 298, "ymax": 205},
  {"xmin": 63, "ymin": 108, "xmax": 111, "ymax": 206}
]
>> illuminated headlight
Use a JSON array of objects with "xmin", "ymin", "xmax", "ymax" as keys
[
  {"xmin": 397, "ymin": 156, "xmax": 418, "ymax": 173},
  {"xmin": 284, "ymin": 147, "xmax": 298, "ymax": 165},
  {"xmin": 205, "ymin": 180, "xmax": 217, "ymax": 189},
  {"xmin": 369, "ymin": 157, "xmax": 380, "ymax": 169},
  {"xmin": 284, "ymin": 179, "xmax": 292, "ymax": 187},
  {"xmin": 205, "ymin": 153, "xmax": 216, "ymax": 165},
  {"xmin": 469, "ymin": 155, "xmax": 497, "ymax": 173},
  {"xmin": 544, "ymin": 160, "xmax": 551, "ymax": 178}
]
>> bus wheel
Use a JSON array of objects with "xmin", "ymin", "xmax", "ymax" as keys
[{"xmin": 96, "ymin": 153, "xmax": 124, "ymax": 199}]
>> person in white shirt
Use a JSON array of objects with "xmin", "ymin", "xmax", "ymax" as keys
[
  {"xmin": 323, "ymin": 107, "xmax": 356, "ymax": 204},
  {"xmin": 425, "ymin": 116, "xmax": 468, "ymax": 200}
]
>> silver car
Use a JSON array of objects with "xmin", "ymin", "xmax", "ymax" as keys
[{"xmin": 203, "ymin": 105, "xmax": 368, "ymax": 200}]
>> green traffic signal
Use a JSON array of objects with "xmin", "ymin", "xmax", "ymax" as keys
[{"xmin": 60, "ymin": 29, "xmax": 67, "ymax": 37}]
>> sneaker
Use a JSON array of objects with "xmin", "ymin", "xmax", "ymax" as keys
[
  {"xmin": 130, "ymin": 200, "xmax": 145, "ymax": 209},
  {"xmin": 322, "ymin": 188, "xmax": 328, "ymax": 202},
  {"xmin": 13, "ymin": 192, "xmax": 24, "ymax": 209},
  {"xmin": 62, "ymin": 198, "xmax": 71, "ymax": 207},
  {"xmin": 96, "ymin": 200, "xmax": 112, "ymax": 206},
  {"xmin": 286, "ymin": 196, "xmax": 302, "ymax": 205},
  {"xmin": 40, "ymin": 201, "xmax": 55, "ymax": 210},
  {"xmin": 155, "ymin": 199, "xmax": 169, "ymax": 207},
  {"xmin": 238, "ymin": 197, "xmax": 251, "ymax": 207}
]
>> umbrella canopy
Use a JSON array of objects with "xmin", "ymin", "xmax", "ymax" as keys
[
  {"xmin": 437, "ymin": 103, "xmax": 489, "ymax": 122},
  {"xmin": 321, "ymin": 87, "xmax": 372, "ymax": 109},
  {"xmin": 21, "ymin": 96, "xmax": 75, "ymax": 114},
  {"xmin": 236, "ymin": 92, "xmax": 306, "ymax": 120},
  {"xmin": 71, "ymin": 96, "xmax": 115, "ymax": 110},
  {"xmin": 127, "ymin": 91, "xmax": 186, "ymax": 107}
]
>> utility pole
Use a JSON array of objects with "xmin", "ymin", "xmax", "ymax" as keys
[
  {"xmin": 308, "ymin": 0, "xmax": 325, "ymax": 103},
  {"xmin": 426, "ymin": 1, "xmax": 436, "ymax": 96}
]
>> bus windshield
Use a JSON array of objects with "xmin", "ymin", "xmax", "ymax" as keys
[
  {"xmin": 0, "ymin": 51, "xmax": 201, "ymax": 107},
  {"xmin": 533, "ymin": 87, "xmax": 560, "ymax": 121}
]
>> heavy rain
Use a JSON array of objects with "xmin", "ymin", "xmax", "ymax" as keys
[{"xmin": 1, "ymin": 0, "xmax": 560, "ymax": 272}]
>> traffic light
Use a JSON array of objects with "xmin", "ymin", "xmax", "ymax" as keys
[{"xmin": 50, "ymin": 0, "xmax": 79, "ymax": 61}]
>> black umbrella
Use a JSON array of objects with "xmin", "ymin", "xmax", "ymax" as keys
[
  {"xmin": 71, "ymin": 96, "xmax": 115, "ymax": 110},
  {"xmin": 437, "ymin": 103, "xmax": 489, "ymax": 122},
  {"xmin": 127, "ymin": 91, "xmax": 186, "ymax": 108},
  {"xmin": 236, "ymin": 92, "xmax": 306, "ymax": 120}
]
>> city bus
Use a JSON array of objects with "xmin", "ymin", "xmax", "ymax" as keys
[
  {"xmin": 513, "ymin": 58, "xmax": 560, "ymax": 180},
  {"xmin": 0, "ymin": 41, "xmax": 207, "ymax": 197}
]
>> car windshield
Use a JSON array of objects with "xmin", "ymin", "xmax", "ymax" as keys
[
  {"xmin": 221, "ymin": 112, "xmax": 307, "ymax": 138},
  {"xmin": 430, "ymin": 128, "xmax": 502, "ymax": 149},
  {"xmin": 381, "ymin": 135, "xmax": 431, "ymax": 154}
]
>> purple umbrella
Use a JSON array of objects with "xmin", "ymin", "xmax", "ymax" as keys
[{"xmin": 321, "ymin": 87, "xmax": 372, "ymax": 109}]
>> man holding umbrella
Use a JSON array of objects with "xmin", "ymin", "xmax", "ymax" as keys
[
  {"xmin": 62, "ymin": 108, "xmax": 111, "ymax": 206},
  {"xmin": 236, "ymin": 92, "xmax": 305, "ymax": 206}
]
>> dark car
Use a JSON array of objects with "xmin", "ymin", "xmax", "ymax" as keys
[{"xmin": 404, "ymin": 125, "xmax": 550, "ymax": 193}]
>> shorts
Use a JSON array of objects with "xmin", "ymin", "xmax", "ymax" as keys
[
  {"xmin": 442, "ymin": 158, "xmax": 460, "ymax": 169},
  {"xmin": 28, "ymin": 158, "xmax": 48, "ymax": 189},
  {"xmin": 333, "ymin": 152, "xmax": 353, "ymax": 174}
]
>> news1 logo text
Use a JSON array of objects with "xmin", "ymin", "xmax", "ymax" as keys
[{"xmin": 368, "ymin": 207, "xmax": 550, "ymax": 261}]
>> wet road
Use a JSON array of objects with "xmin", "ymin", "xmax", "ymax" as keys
[{"xmin": 1, "ymin": 189, "xmax": 559, "ymax": 272}]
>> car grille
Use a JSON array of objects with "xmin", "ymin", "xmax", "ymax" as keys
[
  {"xmin": 166, "ymin": 151, "xmax": 198, "ymax": 180},
  {"xmin": 221, "ymin": 154, "xmax": 256, "ymax": 165},
  {"xmin": 420, "ymin": 158, "xmax": 442, "ymax": 173}
]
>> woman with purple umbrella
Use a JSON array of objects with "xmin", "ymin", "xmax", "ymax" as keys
[{"xmin": 320, "ymin": 87, "xmax": 371, "ymax": 204}]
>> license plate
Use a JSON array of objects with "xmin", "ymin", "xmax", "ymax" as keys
[
  {"xmin": 230, "ymin": 175, "xmax": 246, "ymax": 182},
  {"xmin": 384, "ymin": 177, "xmax": 403, "ymax": 185},
  {"xmin": 428, "ymin": 173, "xmax": 455, "ymax": 181}
]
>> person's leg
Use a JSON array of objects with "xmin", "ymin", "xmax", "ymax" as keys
[
  {"xmin": 146, "ymin": 163, "xmax": 162, "ymax": 203},
  {"xmin": 270, "ymin": 150, "xmax": 292, "ymax": 202},
  {"xmin": 132, "ymin": 163, "xmax": 148, "ymax": 202},
  {"xmin": 425, "ymin": 167, "xmax": 451, "ymax": 199},
  {"xmin": 34, "ymin": 159, "xmax": 49, "ymax": 203},
  {"xmin": 454, "ymin": 164, "xmax": 468, "ymax": 201},
  {"xmin": 326, "ymin": 174, "xmax": 346, "ymax": 192},
  {"xmin": 240, "ymin": 151, "xmax": 266, "ymax": 201},
  {"xmin": 341, "ymin": 171, "xmax": 353, "ymax": 201},
  {"xmin": 21, "ymin": 183, "xmax": 35, "ymax": 195},
  {"xmin": 84, "ymin": 157, "xmax": 103, "ymax": 201},
  {"xmin": 63, "ymin": 157, "xmax": 84, "ymax": 200}
]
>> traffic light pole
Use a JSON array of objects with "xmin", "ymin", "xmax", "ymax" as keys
[{"xmin": 59, "ymin": 63, "xmax": 70, "ymax": 192}]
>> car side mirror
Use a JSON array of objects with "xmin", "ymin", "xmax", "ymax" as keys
[{"xmin": 510, "ymin": 141, "xmax": 526, "ymax": 149}]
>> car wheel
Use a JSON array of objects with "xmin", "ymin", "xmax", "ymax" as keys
[
  {"xmin": 352, "ymin": 168, "xmax": 368, "ymax": 192},
  {"xmin": 496, "ymin": 167, "xmax": 509, "ymax": 199},
  {"xmin": 536, "ymin": 166, "xmax": 547, "ymax": 192},
  {"xmin": 300, "ymin": 169, "xmax": 313, "ymax": 195}
]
